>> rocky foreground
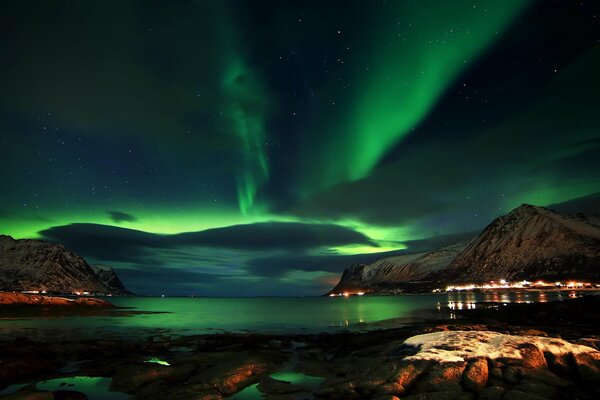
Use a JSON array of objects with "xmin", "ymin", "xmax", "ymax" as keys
[{"xmin": 1, "ymin": 297, "xmax": 599, "ymax": 400}]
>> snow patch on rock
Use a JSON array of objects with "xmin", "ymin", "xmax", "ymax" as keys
[{"xmin": 403, "ymin": 330, "xmax": 599, "ymax": 363}]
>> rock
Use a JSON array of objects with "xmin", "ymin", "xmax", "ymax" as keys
[
  {"xmin": 401, "ymin": 391, "xmax": 474, "ymax": 400},
  {"xmin": 543, "ymin": 351, "xmax": 572, "ymax": 375},
  {"xmin": 502, "ymin": 390, "xmax": 546, "ymax": 400},
  {"xmin": 0, "ymin": 357, "xmax": 60, "ymax": 385},
  {"xmin": 573, "ymin": 351, "xmax": 600, "ymax": 381},
  {"xmin": 413, "ymin": 362, "xmax": 467, "ymax": 392},
  {"xmin": 110, "ymin": 363, "xmax": 195, "ymax": 392},
  {"xmin": 257, "ymin": 376, "xmax": 304, "ymax": 395},
  {"xmin": 502, "ymin": 366, "xmax": 521, "ymax": 384},
  {"xmin": 478, "ymin": 386, "xmax": 505, "ymax": 400},
  {"xmin": 462, "ymin": 357, "xmax": 488, "ymax": 391},
  {"xmin": 186, "ymin": 356, "xmax": 270, "ymax": 395},
  {"xmin": 574, "ymin": 338, "xmax": 600, "ymax": 351},
  {"xmin": 0, "ymin": 390, "xmax": 53, "ymax": 400},
  {"xmin": 313, "ymin": 380, "xmax": 359, "ymax": 400},
  {"xmin": 516, "ymin": 344, "xmax": 547, "ymax": 369},
  {"xmin": 514, "ymin": 381, "xmax": 558, "ymax": 399},
  {"xmin": 391, "ymin": 360, "xmax": 431, "ymax": 394},
  {"xmin": 53, "ymin": 390, "xmax": 89, "ymax": 400},
  {"xmin": 519, "ymin": 367, "xmax": 570, "ymax": 387}
]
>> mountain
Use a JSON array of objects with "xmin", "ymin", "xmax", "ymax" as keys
[
  {"xmin": 90, "ymin": 264, "xmax": 129, "ymax": 294},
  {"xmin": 442, "ymin": 204, "xmax": 600, "ymax": 282},
  {"xmin": 0, "ymin": 235, "xmax": 129, "ymax": 295},
  {"xmin": 329, "ymin": 204, "xmax": 600, "ymax": 294},
  {"xmin": 329, "ymin": 240, "xmax": 471, "ymax": 294}
]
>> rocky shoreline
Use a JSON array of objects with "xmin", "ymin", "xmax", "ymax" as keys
[
  {"xmin": 0, "ymin": 292, "xmax": 114, "ymax": 309},
  {"xmin": 1, "ymin": 296, "xmax": 599, "ymax": 400}
]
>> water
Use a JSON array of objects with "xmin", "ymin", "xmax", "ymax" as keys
[
  {"xmin": 0, "ymin": 376, "xmax": 131, "ymax": 399},
  {"xmin": 0, "ymin": 291, "xmax": 578, "ymax": 339}
]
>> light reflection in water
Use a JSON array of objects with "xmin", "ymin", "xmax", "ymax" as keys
[{"xmin": 0, "ymin": 291, "xmax": 583, "ymax": 338}]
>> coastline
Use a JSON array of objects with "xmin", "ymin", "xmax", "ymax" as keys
[{"xmin": 1, "ymin": 296, "xmax": 599, "ymax": 399}]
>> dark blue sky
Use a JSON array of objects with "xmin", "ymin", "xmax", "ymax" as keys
[{"xmin": 1, "ymin": 0, "xmax": 599, "ymax": 295}]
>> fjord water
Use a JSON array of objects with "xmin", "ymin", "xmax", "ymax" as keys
[{"xmin": 0, "ymin": 291, "xmax": 574, "ymax": 339}]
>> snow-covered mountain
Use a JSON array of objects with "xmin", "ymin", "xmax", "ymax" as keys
[
  {"xmin": 329, "ymin": 240, "xmax": 471, "ymax": 294},
  {"xmin": 0, "ymin": 235, "xmax": 129, "ymax": 295},
  {"xmin": 442, "ymin": 204, "xmax": 600, "ymax": 282},
  {"xmin": 330, "ymin": 204, "xmax": 600, "ymax": 294}
]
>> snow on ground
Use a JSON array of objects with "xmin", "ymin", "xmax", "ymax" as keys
[{"xmin": 403, "ymin": 330, "xmax": 599, "ymax": 363}]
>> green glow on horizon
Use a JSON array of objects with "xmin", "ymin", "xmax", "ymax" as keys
[{"xmin": 302, "ymin": 0, "xmax": 531, "ymax": 194}]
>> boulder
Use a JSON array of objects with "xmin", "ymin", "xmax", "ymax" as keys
[
  {"xmin": 413, "ymin": 361, "xmax": 467, "ymax": 392},
  {"xmin": 462, "ymin": 358, "xmax": 488, "ymax": 391},
  {"xmin": 391, "ymin": 360, "xmax": 431, "ymax": 394}
]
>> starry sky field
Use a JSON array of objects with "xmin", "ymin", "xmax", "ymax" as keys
[{"xmin": 1, "ymin": 0, "xmax": 599, "ymax": 295}]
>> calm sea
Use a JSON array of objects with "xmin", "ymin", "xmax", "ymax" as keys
[{"xmin": 0, "ymin": 291, "xmax": 578, "ymax": 339}]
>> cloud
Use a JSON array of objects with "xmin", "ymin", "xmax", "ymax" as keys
[
  {"xmin": 107, "ymin": 210, "xmax": 137, "ymax": 223},
  {"xmin": 547, "ymin": 192, "xmax": 600, "ymax": 216},
  {"xmin": 245, "ymin": 231, "xmax": 476, "ymax": 278},
  {"xmin": 39, "ymin": 221, "xmax": 374, "ymax": 263}
]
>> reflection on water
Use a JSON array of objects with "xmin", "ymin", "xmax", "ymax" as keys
[{"xmin": 0, "ymin": 291, "xmax": 583, "ymax": 338}]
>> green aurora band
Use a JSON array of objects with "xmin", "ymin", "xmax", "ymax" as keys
[
  {"xmin": 301, "ymin": 0, "xmax": 531, "ymax": 194},
  {"xmin": 217, "ymin": 3, "xmax": 269, "ymax": 216}
]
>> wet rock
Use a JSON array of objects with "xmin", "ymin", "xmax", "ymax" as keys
[
  {"xmin": 186, "ymin": 356, "xmax": 270, "ymax": 395},
  {"xmin": 413, "ymin": 361, "xmax": 467, "ymax": 392},
  {"xmin": 52, "ymin": 390, "xmax": 88, "ymax": 400},
  {"xmin": 257, "ymin": 376, "xmax": 305, "ymax": 395},
  {"xmin": 502, "ymin": 390, "xmax": 546, "ymax": 400},
  {"xmin": 462, "ymin": 357, "xmax": 488, "ymax": 391},
  {"xmin": 110, "ymin": 362, "xmax": 195, "ymax": 392}
]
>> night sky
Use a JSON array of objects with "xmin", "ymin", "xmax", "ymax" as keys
[{"xmin": 1, "ymin": 1, "xmax": 599, "ymax": 296}]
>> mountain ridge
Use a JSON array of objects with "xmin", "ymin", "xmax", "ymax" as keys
[
  {"xmin": 0, "ymin": 235, "xmax": 130, "ymax": 295},
  {"xmin": 330, "ymin": 204, "xmax": 600, "ymax": 294}
]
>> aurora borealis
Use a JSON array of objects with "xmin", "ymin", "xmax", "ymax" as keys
[{"xmin": 1, "ymin": 0, "xmax": 599, "ymax": 295}]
